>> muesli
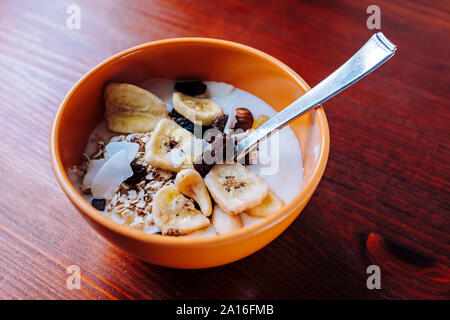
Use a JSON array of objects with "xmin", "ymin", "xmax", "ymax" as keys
[{"xmin": 68, "ymin": 79, "xmax": 303, "ymax": 236}]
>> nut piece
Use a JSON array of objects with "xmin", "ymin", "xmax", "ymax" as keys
[
  {"xmin": 212, "ymin": 205, "xmax": 243, "ymax": 235},
  {"xmin": 234, "ymin": 108, "xmax": 254, "ymax": 131},
  {"xmin": 175, "ymin": 169, "xmax": 212, "ymax": 217},
  {"xmin": 105, "ymin": 83, "xmax": 169, "ymax": 133}
]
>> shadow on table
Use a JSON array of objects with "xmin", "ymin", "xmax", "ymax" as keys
[{"xmin": 121, "ymin": 211, "xmax": 380, "ymax": 299}]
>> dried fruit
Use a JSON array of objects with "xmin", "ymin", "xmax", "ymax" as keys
[
  {"xmin": 144, "ymin": 119, "xmax": 194, "ymax": 172},
  {"xmin": 169, "ymin": 108, "xmax": 184, "ymax": 119},
  {"xmin": 193, "ymin": 161, "xmax": 214, "ymax": 178},
  {"xmin": 193, "ymin": 133, "xmax": 235, "ymax": 176},
  {"xmin": 104, "ymin": 83, "xmax": 169, "ymax": 133},
  {"xmin": 174, "ymin": 117, "xmax": 195, "ymax": 133},
  {"xmin": 172, "ymin": 92, "xmax": 223, "ymax": 126},
  {"xmin": 152, "ymin": 185, "xmax": 210, "ymax": 235},
  {"xmin": 175, "ymin": 169, "xmax": 212, "ymax": 217},
  {"xmin": 174, "ymin": 81, "xmax": 207, "ymax": 96},
  {"xmin": 204, "ymin": 163, "xmax": 268, "ymax": 215},
  {"xmin": 211, "ymin": 114, "xmax": 229, "ymax": 133},
  {"xmin": 124, "ymin": 162, "xmax": 147, "ymax": 186},
  {"xmin": 170, "ymin": 108, "xmax": 195, "ymax": 133},
  {"xmin": 252, "ymin": 114, "xmax": 270, "ymax": 130},
  {"xmin": 91, "ymin": 198, "xmax": 106, "ymax": 211},
  {"xmin": 246, "ymin": 190, "xmax": 285, "ymax": 217},
  {"xmin": 212, "ymin": 205, "xmax": 243, "ymax": 234}
]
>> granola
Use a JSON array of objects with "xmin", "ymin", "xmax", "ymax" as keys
[{"xmin": 76, "ymin": 132, "xmax": 175, "ymax": 233}]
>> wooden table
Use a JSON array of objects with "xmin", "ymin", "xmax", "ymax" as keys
[{"xmin": 0, "ymin": 0, "xmax": 448, "ymax": 300}]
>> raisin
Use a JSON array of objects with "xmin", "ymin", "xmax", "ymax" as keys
[
  {"xmin": 91, "ymin": 199, "xmax": 105, "ymax": 211},
  {"xmin": 212, "ymin": 114, "xmax": 229, "ymax": 132},
  {"xmin": 169, "ymin": 109, "xmax": 195, "ymax": 133},
  {"xmin": 193, "ymin": 133, "xmax": 235, "ymax": 176},
  {"xmin": 169, "ymin": 108, "xmax": 184, "ymax": 119},
  {"xmin": 212, "ymin": 133, "xmax": 235, "ymax": 162},
  {"xmin": 125, "ymin": 162, "xmax": 147, "ymax": 186},
  {"xmin": 175, "ymin": 117, "xmax": 195, "ymax": 133},
  {"xmin": 194, "ymin": 161, "xmax": 214, "ymax": 177},
  {"xmin": 174, "ymin": 81, "xmax": 207, "ymax": 96}
]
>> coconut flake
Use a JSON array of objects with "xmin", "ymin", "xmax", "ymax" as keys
[
  {"xmin": 105, "ymin": 141, "xmax": 139, "ymax": 163},
  {"xmin": 144, "ymin": 224, "xmax": 161, "ymax": 234},
  {"xmin": 83, "ymin": 159, "xmax": 106, "ymax": 188},
  {"xmin": 182, "ymin": 137, "xmax": 210, "ymax": 159},
  {"xmin": 205, "ymin": 81, "xmax": 234, "ymax": 98},
  {"xmin": 91, "ymin": 150, "xmax": 133, "ymax": 199},
  {"xmin": 165, "ymin": 148, "xmax": 186, "ymax": 168}
]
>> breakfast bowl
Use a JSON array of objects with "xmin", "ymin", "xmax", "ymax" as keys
[{"xmin": 50, "ymin": 38, "xmax": 329, "ymax": 269}]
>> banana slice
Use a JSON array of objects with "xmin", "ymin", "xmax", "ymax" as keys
[
  {"xmin": 251, "ymin": 114, "xmax": 270, "ymax": 131},
  {"xmin": 152, "ymin": 185, "xmax": 210, "ymax": 235},
  {"xmin": 172, "ymin": 92, "xmax": 223, "ymax": 126},
  {"xmin": 204, "ymin": 163, "xmax": 268, "ymax": 215},
  {"xmin": 246, "ymin": 190, "xmax": 285, "ymax": 218},
  {"xmin": 144, "ymin": 119, "xmax": 194, "ymax": 172},
  {"xmin": 105, "ymin": 83, "xmax": 169, "ymax": 133},
  {"xmin": 175, "ymin": 169, "xmax": 212, "ymax": 217},
  {"xmin": 212, "ymin": 205, "xmax": 243, "ymax": 235}
]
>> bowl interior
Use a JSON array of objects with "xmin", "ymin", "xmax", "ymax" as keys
[{"xmin": 53, "ymin": 38, "xmax": 327, "ymax": 241}]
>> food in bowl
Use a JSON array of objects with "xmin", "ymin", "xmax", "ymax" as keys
[{"xmin": 67, "ymin": 79, "xmax": 304, "ymax": 236}]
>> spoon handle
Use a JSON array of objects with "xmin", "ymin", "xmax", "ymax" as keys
[{"xmin": 235, "ymin": 32, "xmax": 397, "ymax": 160}]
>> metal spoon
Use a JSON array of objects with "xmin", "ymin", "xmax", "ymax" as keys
[{"xmin": 235, "ymin": 32, "xmax": 397, "ymax": 160}]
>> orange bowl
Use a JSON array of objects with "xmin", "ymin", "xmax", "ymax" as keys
[{"xmin": 50, "ymin": 38, "xmax": 329, "ymax": 269}]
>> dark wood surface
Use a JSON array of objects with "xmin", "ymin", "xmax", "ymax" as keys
[{"xmin": 0, "ymin": 0, "xmax": 448, "ymax": 299}]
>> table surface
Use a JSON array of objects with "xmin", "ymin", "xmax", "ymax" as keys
[{"xmin": 0, "ymin": 0, "xmax": 448, "ymax": 300}]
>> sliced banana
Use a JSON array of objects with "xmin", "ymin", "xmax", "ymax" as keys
[
  {"xmin": 105, "ymin": 83, "xmax": 169, "ymax": 133},
  {"xmin": 175, "ymin": 169, "xmax": 212, "ymax": 217},
  {"xmin": 172, "ymin": 92, "xmax": 223, "ymax": 126},
  {"xmin": 246, "ymin": 190, "xmax": 285, "ymax": 218},
  {"xmin": 251, "ymin": 114, "xmax": 270, "ymax": 131},
  {"xmin": 212, "ymin": 205, "xmax": 243, "ymax": 235},
  {"xmin": 144, "ymin": 119, "xmax": 194, "ymax": 172},
  {"xmin": 152, "ymin": 185, "xmax": 210, "ymax": 235},
  {"xmin": 204, "ymin": 163, "xmax": 268, "ymax": 215}
]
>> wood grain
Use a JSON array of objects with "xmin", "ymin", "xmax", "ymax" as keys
[{"xmin": 0, "ymin": 0, "xmax": 448, "ymax": 299}]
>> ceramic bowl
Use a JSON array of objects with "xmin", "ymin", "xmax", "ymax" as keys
[{"xmin": 50, "ymin": 38, "xmax": 329, "ymax": 269}]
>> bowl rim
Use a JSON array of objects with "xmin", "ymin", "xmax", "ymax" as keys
[{"xmin": 50, "ymin": 37, "xmax": 329, "ymax": 247}]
